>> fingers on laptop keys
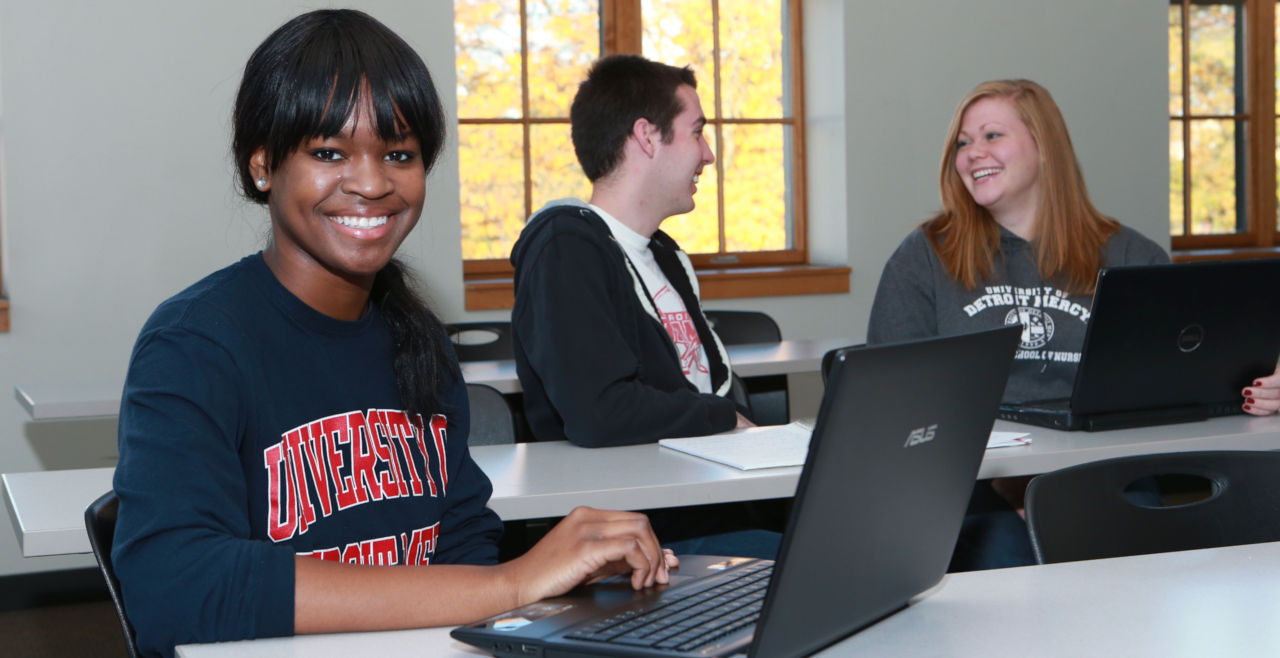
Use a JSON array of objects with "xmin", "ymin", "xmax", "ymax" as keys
[
  {"xmin": 517, "ymin": 507, "xmax": 670, "ymax": 601},
  {"xmin": 1243, "ymin": 367, "xmax": 1280, "ymax": 415}
]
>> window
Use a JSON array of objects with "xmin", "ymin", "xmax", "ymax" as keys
[
  {"xmin": 1168, "ymin": 0, "xmax": 1279, "ymax": 257},
  {"xmin": 455, "ymin": 0, "xmax": 844, "ymax": 309},
  {"xmin": 454, "ymin": 0, "xmax": 596, "ymax": 269}
]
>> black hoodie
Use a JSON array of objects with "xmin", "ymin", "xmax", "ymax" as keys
[{"xmin": 510, "ymin": 199, "xmax": 738, "ymax": 447}]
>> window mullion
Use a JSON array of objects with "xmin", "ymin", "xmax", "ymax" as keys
[
  {"xmin": 519, "ymin": 0, "xmax": 534, "ymax": 225},
  {"xmin": 602, "ymin": 0, "xmax": 642, "ymax": 54},
  {"xmin": 711, "ymin": 0, "xmax": 726, "ymax": 254},
  {"xmin": 786, "ymin": 0, "xmax": 807, "ymax": 257},
  {"xmin": 1182, "ymin": 0, "xmax": 1193, "ymax": 238},
  {"xmin": 1250, "ymin": 0, "xmax": 1277, "ymax": 244}
]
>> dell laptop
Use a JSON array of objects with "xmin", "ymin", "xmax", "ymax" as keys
[
  {"xmin": 999, "ymin": 259, "xmax": 1280, "ymax": 431},
  {"xmin": 451, "ymin": 326, "xmax": 1020, "ymax": 657}
]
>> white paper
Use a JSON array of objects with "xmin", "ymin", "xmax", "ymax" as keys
[
  {"xmin": 660, "ymin": 423, "xmax": 1031, "ymax": 470},
  {"xmin": 659, "ymin": 422, "xmax": 812, "ymax": 470},
  {"xmin": 987, "ymin": 431, "xmax": 1031, "ymax": 449}
]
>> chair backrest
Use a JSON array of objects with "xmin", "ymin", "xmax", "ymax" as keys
[
  {"xmin": 1025, "ymin": 450, "xmax": 1280, "ymax": 564},
  {"xmin": 466, "ymin": 383, "xmax": 517, "ymax": 445},
  {"xmin": 446, "ymin": 322, "xmax": 514, "ymax": 362},
  {"xmin": 703, "ymin": 310, "xmax": 788, "ymax": 425},
  {"xmin": 85, "ymin": 490, "xmax": 139, "ymax": 658},
  {"xmin": 703, "ymin": 310, "xmax": 781, "ymax": 345},
  {"xmin": 728, "ymin": 373, "xmax": 753, "ymax": 416}
]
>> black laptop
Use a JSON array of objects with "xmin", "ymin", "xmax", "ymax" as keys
[
  {"xmin": 998, "ymin": 260, "xmax": 1280, "ymax": 431},
  {"xmin": 451, "ymin": 326, "xmax": 1020, "ymax": 658}
]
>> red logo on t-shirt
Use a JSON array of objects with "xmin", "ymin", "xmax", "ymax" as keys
[{"xmin": 654, "ymin": 287, "xmax": 708, "ymax": 376}]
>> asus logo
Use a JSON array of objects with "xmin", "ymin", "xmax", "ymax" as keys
[{"xmin": 904, "ymin": 424, "xmax": 937, "ymax": 448}]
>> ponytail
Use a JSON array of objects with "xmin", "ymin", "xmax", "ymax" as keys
[{"xmin": 372, "ymin": 259, "xmax": 459, "ymax": 419}]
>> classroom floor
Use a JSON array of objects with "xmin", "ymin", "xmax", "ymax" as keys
[{"xmin": 0, "ymin": 600, "xmax": 128, "ymax": 657}]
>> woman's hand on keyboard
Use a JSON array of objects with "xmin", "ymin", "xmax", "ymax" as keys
[{"xmin": 502, "ymin": 506, "xmax": 681, "ymax": 606}]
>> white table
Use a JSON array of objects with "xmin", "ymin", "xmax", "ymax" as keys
[
  {"xmin": 0, "ymin": 441, "xmax": 799, "ymax": 558},
  {"xmin": 2, "ymin": 468, "xmax": 115, "ymax": 557},
  {"xmin": 14, "ymin": 337, "xmax": 856, "ymax": 419},
  {"xmin": 984, "ymin": 412, "xmax": 1280, "ymax": 478},
  {"xmin": 176, "ymin": 540, "xmax": 1280, "ymax": 657},
  {"xmin": 13, "ymin": 384, "xmax": 120, "ymax": 421},
  {"xmin": 9, "ymin": 413, "xmax": 1280, "ymax": 558}
]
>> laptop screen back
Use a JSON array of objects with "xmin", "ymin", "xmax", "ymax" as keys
[
  {"xmin": 750, "ymin": 326, "xmax": 1019, "ymax": 657},
  {"xmin": 1071, "ymin": 260, "xmax": 1280, "ymax": 415}
]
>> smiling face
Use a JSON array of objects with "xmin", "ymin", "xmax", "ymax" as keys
[
  {"xmin": 253, "ymin": 100, "xmax": 425, "ymax": 318},
  {"xmin": 652, "ymin": 84, "xmax": 716, "ymax": 219},
  {"xmin": 954, "ymin": 96, "xmax": 1042, "ymax": 235}
]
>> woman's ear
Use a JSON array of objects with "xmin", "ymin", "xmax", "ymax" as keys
[{"xmin": 249, "ymin": 148, "xmax": 270, "ymax": 192}]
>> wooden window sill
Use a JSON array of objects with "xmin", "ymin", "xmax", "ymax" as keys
[
  {"xmin": 1171, "ymin": 247, "xmax": 1280, "ymax": 263},
  {"xmin": 464, "ymin": 264, "xmax": 851, "ymax": 311}
]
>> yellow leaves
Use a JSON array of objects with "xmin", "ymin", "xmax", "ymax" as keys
[
  {"xmin": 1169, "ymin": 2, "xmax": 1248, "ymax": 236},
  {"xmin": 457, "ymin": 0, "xmax": 796, "ymax": 260}
]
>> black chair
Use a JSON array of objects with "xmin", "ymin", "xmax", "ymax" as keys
[
  {"xmin": 727, "ymin": 373, "xmax": 754, "ymax": 417},
  {"xmin": 85, "ymin": 490, "xmax": 139, "ymax": 658},
  {"xmin": 448, "ymin": 321, "xmax": 535, "ymax": 441},
  {"xmin": 445, "ymin": 321, "xmax": 514, "ymax": 362},
  {"xmin": 466, "ymin": 383, "xmax": 518, "ymax": 445},
  {"xmin": 1025, "ymin": 450, "xmax": 1280, "ymax": 564},
  {"xmin": 704, "ymin": 310, "xmax": 789, "ymax": 425}
]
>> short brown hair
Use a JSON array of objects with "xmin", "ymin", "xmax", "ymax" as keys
[{"xmin": 570, "ymin": 54, "xmax": 697, "ymax": 181}]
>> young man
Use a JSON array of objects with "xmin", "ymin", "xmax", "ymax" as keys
[{"xmin": 510, "ymin": 54, "xmax": 753, "ymax": 448}]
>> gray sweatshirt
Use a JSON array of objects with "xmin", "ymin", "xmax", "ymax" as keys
[{"xmin": 867, "ymin": 224, "xmax": 1169, "ymax": 402}]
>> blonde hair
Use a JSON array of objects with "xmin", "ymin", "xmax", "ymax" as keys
[{"xmin": 924, "ymin": 79, "xmax": 1117, "ymax": 293}]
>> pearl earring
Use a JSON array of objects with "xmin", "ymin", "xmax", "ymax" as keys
[{"xmin": 256, "ymin": 178, "xmax": 267, "ymax": 189}]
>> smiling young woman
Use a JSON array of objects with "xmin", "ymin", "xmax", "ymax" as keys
[
  {"xmin": 110, "ymin": 10, "xmax": 676, "ymax": 656},
  {"xmin": 251, "ymin": 106, "xmax": 427, "ymax": 321},
  {"xmin": 868, "ymin": 79, "xmax": 1168, "ymax": 403},
  {"xmin": 864, "ymin": 79, "xmax": 1170, "ymax": 574}
]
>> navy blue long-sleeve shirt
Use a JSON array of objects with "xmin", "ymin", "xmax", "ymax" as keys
[{"xmin": 112, "ymin": 254, "xmax": 502, "ymax": 656}]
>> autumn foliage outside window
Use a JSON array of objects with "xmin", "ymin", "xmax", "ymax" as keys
[
  {"xmin": 455, "ymin": 0, "xmax": 807, "ymax": 276},
  {"xmin": 1169, "ymin": 0, "xmax": 1280, "ymax": 253}
]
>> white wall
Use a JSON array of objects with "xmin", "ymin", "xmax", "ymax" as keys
[{"xmin": 0, "ymin": 0, "xmax": 1166, "ymax": 577}]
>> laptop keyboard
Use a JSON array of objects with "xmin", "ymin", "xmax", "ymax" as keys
[{"xmin": 564, "ymin": 561, "xmax": 773, "ymax": 652}]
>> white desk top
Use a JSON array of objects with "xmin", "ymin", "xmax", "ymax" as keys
[
  {"xmin": 176, "ymin": 540, "xmax": 1280, "ymax": 657},
  {"xmin": 1, "ymin": 441, "xmax": 799, "ymax": 557},
  {"xmin": 985, "ymin": 412, "xmax": 1280, "ymax": 478},
  {"xmin": 15, "ymin": 337, "xmax": 856, "ymax": 419},
  {"xmin": 13, "ymin": 384, "xmax": 120, "ymax": 421},
  {"xmin": 2, "ymin": 468, "xmax": 114, "ymax": 557},
  {"xmin": 9, "ymin": 413, "xmax": 1280, "ymax": 558},
  {"xmin": 827, "ymin": 540, "xmax": 1280, "ymax": 657},
  {"xmin": 475, "ymin": 439, "xmax": 799, "ymax": 521}
]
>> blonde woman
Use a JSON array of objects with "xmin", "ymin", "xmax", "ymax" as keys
[
  {"xmin": 868, "ymin": 79, "xmax": 1168, "ymax": 402},
  {"xmin": 868, "ymin": 80, "xmax": 1169, "ymax": 571}
]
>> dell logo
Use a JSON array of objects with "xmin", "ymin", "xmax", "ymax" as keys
[
  {"xmin": 1177, "ymin": 324, "xmax": 1204, "ymax": 353},
  {"xmin": 904, "ymin": 424, "xmax": 937, "ymax": 448}
]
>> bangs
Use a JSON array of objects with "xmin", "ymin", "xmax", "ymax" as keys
[{"xmin": 242, "ymin": 10, "xmax": 445, "ymax": 174}]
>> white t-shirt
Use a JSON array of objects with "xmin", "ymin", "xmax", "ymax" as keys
[{"xmin": 593, "ymin": 205, "xmax": 713, "ymax": 394}]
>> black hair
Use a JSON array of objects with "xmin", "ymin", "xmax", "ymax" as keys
[
  {"xmin": 232, "ymin": 9, "xmax": 458, "ymax": 418},
  {"xmin": 570, "ymin": 54, "xmax": 698, "ymax": 182}
]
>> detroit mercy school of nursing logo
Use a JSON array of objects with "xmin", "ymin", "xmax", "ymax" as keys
[
  {"xmin": 962, "ymin": 284, "xmax": 1089, "ymax": 362},
  {"xmin": 1004, "ymin": 306, "xmax": 1054, "ymax": 349}
]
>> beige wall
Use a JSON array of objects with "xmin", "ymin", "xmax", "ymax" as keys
[{"xmin": 0, "ymin": 0, "xmax": 1165, "ymax": 577}]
